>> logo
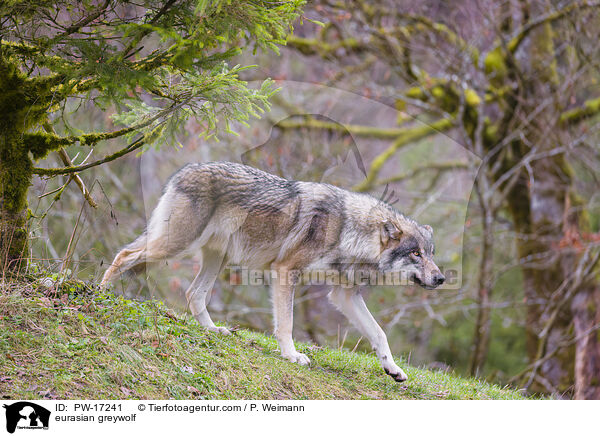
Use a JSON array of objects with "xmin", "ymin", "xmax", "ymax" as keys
[{"xmin": 3, "ymin": 402, "xmax": 50, "ymax": 434}]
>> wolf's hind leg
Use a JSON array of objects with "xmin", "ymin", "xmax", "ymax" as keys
[
  {"xmin": 185, "ymin": 248, "xmax": 230, "ymax": 335},
  {"xmin": 100, "ymin": 227, "xmax": 192, "ymax": 288},
  {"xmin": 100, "ymin": 234, "xmax": 155, "ymax": 288},
  {"xmin": 328, "ymin": 287, "xmax": 407, "ymax": 382},
  {"xmin": 101, "ymin": 189, "xmax": 208, "ymax": 288},
  {"xmin": 271, "ymin": 264, "xmax": 310, "ymax": 366}
]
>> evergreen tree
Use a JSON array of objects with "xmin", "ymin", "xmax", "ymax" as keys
[{"xmin": 0, "ymin": 0, "xmax": 304, "ymax": 268}]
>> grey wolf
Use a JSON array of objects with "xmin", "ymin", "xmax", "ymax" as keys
[{"xmin": 101, "ymin": 161, "xmax": 445, "ymax": 382}]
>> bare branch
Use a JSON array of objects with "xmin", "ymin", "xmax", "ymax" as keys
[
  {"xmin": 376, "ymin": 161, "xmax": 469, "ymax": 186},
  {"xmin": 32, "ymin": 133, "xmax": 149, "ymax": 177},
  {"xmin": 353, "ymin": 117, "xmax": 454, "ymax": 192},
  {"xmin": 50, "ymin": 0, "xmax": 112, "ymax": 44},
  {"xmin": 507, "ymin": 1, "xmax": 600, "ymax": 54}
]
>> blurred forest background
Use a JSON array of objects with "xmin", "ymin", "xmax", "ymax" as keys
[{"xmin": 5, "ymin": 0, "xmax": 600, "ymax": 399}]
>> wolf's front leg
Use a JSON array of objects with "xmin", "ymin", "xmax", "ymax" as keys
[
  {"xmin": 329, "ymin": 287, "xmax": 407, "ymax": 382},
  {"xmin": 271, "ymin": 264, "xmax": 310, "ymax": 366}
]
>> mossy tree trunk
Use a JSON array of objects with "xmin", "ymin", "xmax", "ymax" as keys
[
  {"xmin": 0, "ymin": 135, "xmax": 32, "ymax": 271},
  {"xmin": 499, "ymin": 19, "xmax": 600, "ymax": 398},
  {"xmin": 506, "ymin": 154, "xmax": 600, "ymax": 398},
  {"xmin": 0, "ymin": 53, "xmax": 35, "ymax": 271},
  {"xmin": 0, "ymin": 50, "xmax": 65, "ymax": 272},
  {"xmin": 506, "ymin": 157, "xmax": 573, "ymax": 395}
]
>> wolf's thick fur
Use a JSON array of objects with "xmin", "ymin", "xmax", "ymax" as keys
[{"xmin": 102, "ymin": 161, "xmax": 444, "ymax": 382}]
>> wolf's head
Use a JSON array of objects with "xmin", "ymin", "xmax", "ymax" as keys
[{"xmin": 378, "ymin": 217, "xmax": 445, "ymax": 289}]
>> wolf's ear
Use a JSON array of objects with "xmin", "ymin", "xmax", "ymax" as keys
[
  {"xmin": 381, "ymin": 220, "xmax": 402, "ymax": 246},
  {"xmin": 422, "ymin": 225, "xmax": 433, "ymax": 235}
]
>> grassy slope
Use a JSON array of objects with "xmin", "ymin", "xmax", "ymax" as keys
[{"xmin": 0, "ymin": 274, "xmax": 524, "ymax": 400}]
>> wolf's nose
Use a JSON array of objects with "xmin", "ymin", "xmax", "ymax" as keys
[{"xmin": 433, "ymin": 274, "xmax": 445, "ymax": 286}]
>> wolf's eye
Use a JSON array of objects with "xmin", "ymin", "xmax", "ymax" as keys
[{"xmin": 412, "ymin": 250, "xmax": 421, "ymax": 257}]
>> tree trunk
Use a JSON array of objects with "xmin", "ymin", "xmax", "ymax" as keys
[
  {"xmin": 506, "ymin": 154, "xmax": 600, "ymax": 398},
  {"xmin": 470, "ymin": 181, "xmax": 494, "ymax": 376},
  {"xmin": 571, "ymin": 285, "xmax": 600, "ymax": 399},
  {"xmin": 1, "ymin": 52, "xmax": 35, "ymax": 272},
  {"xmin": 495, "ymin": 14, "xmax": 600, "ymax": 399},
  {"xmin": 0, "ymin": 133, "xmax": 32, "ymax": 272}
]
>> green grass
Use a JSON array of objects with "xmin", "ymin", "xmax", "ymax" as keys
[{"xmin": 0, "ymin": 272, "xmax": 525, "ymax": 400}]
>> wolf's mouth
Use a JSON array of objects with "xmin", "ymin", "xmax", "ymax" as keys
[
  {"xmin": 411, "ymin": 274, "xmax": 424, "ymax": 286},
  {"xmin": 410, "ymin": 274, "xmax": 437, "ymax": 290}
]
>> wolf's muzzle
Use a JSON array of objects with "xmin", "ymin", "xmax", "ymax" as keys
[
  {"xmin": 412, "ymin": 272, "xmax": 446, "ymax": 289},
  {"xmin": 433, "ymin": 273, "xmax": 445, "ymax": 286}
]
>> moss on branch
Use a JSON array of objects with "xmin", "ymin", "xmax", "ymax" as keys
[
  {"xmin": 287, "ymin": 17, "xmax": 480, "ymax": 65},
  {"xmin": 403, "ymin": 80, "xmax": 483, "ymax": 112},
  {"xmin": 483, "ymin": 47, "xmax": 508, "ymax": 84},
  {"xmin": 559, "ymin": 97, "xmax": 600, "ymax": 126},
  {"xmin": 31, "ymin": 130, "xmax": 154, "ymax": 177},
  {"xmin": 23, "ymin": 127, "xmax": 139, "ymax": 160},
  {"xmin": 24, "ymin": 133, "xmax": 73, "ymax": 160},
  {"xmin": 354, "ymin": 117, "xmax": 454, "ymax": 192},
  {"xmin": 275, "ymin": 117, "xmax": 416, "ymax": 139},
  {"xmin": 286, "ymin": 35, "xmax": 367, "ymax": 56},
  {"xmin": 399, "ymin": 15, "xmax": 480, "ymax": 64}
]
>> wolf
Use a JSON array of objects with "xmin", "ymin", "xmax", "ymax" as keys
[{"xmin": 101, "ymin": 161, "xmax": 445, "ymax": 382}]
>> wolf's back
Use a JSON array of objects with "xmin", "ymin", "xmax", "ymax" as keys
[{"xmin": 167, "ymin": 161, "xmax": 301, "ymax": 211}]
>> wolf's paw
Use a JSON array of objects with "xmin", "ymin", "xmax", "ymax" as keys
[
  {"xmin": 208, "ymin": 326, "xmax": 232, "ymax": 335},
  {"xmin": 283, "ymin": 351, "xmax": 311, "ymax": 366},
  {"xmin": 384, "ymin": 364, "xmax": 408, "ymax": 383}
]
